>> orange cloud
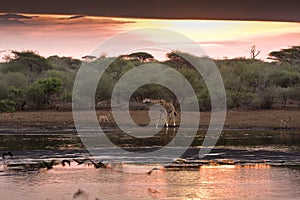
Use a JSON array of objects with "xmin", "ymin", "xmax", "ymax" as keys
[{"xmin": 0, "ymin": 13, "xmax": 299, "ymax": 60}]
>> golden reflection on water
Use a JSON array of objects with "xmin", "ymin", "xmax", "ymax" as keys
[
  {"xmin": 200, "ymin": 163, "xmax": 271, "ymax": 169},
  {"xmin": 194, "ymin": 163, "xmax": 273, "ymax": 200},
  {"xmin": 1, "ymin": 162, "xmax": 299, "ymax": 200}
]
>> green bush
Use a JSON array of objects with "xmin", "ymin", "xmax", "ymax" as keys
[
  {"xmin": 268, "ymin": 70, "xmax": 300, "ymax": 88},
  {"xmin": 62, "ymin": 91, "xmax": 72, "ymax": 102},
  {"xmin": 274, "ymin": 87, "xmax": 293, "ymax": 106},
  {"xmin": 0, "ymin": 50, "xmax": 299, "ymax": 111},
  {"xmin": 0, "ymin": 99, "xmax": 16, "ymax": 112},
  {"xmin": 26, "ymin": 77, "xmax": 62, "ymax": 108},
  {"xmin": 0, "ymin": 80, "xmax": 9, "ymax": 99},
  {"xmin": 197, "ymin": 88, "xmax": 211, "ymax": 111}
]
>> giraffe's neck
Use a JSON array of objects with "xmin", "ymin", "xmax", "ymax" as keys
[{"xmin": 145, "ymin": 99, "xmax": 176, "ymax": 127}]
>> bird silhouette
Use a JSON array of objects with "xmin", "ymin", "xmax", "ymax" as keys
[
  {"xmin": 41, "ymin": 160, "xmax": 56, "ymax": 170},
  {"xmin": 90, "ymin": 159, "xmax": 107, "ymax": 169},
  {"xmin": 73, "ymin": 189, "xmax": 88, "ymax": 199},
  {"xmin": 73, "ymin": 159, "xmax": 85, "ymax": 165},
  {"xmin": 147, "ymin": 167, "xmax": 163, "ymax": 175},
  {"xmin": 2, "ymin": 151, "xmax": 13, "ymax": 160},
  {"xmin": 61, "ymin": 160, "xmax": 71, "ymax": 167}
]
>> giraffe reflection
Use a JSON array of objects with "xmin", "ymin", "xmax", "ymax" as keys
[{"xmin": 164, "ymin": 127, "xmax": 176, "ymax": 146}]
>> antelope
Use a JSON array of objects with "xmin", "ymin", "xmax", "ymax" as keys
[
  {"xmin": 98, "ymin": 112, "xmax": 112, "ymax": 123},
  {"xmin": 280, "ymin": 115, "xmax": 291, "ymax": 128},
  {"xmin": 2, "ymin": 113, "xmax": 14, "ymax": 121}
]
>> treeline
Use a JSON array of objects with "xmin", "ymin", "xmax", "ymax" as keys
[
  {"xmin": 0, "ymin": 46, "xmax": 300, "ymax": 112},
  {"xmin": 0, "ymin": 51, "xmax": 80, "ymax": 111}
]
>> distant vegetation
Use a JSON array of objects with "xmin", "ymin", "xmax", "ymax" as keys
[{"xmin": 0, "ymin": 46, "xmax": 300, "ymax": 112}]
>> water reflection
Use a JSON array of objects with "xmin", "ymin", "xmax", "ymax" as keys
[
  {"xmin": 0, "ymin": 129, "xmax": 299, "ymax": 199},
  {"xmin": 1, "ymin": 129, "xmax": 299, "ymax": 151},
  {"xmin": 0, "ymin": 134, "xmax": 83, "ymax": 151},
  {"xmin": 1, "ymin": 163, "xmax": 298, "ymax": 200}
]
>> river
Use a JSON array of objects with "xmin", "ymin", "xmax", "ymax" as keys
[{"xmin": 0, "ymin": 128, "xmax": 299, "ymax": 199}]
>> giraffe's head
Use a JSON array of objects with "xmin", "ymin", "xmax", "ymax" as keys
[{"xmin": 143, "ymin": 98, "xmax": 151, "ymax": 103}]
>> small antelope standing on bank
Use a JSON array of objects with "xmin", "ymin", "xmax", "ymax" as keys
[
  {"xmin": 98, "ymin": 112, "xmax": 112, "ymax": 123},
  {"xmin": 143, "ymin": 98, "xmax": 177, "ymax": 128},
  {"xmin": 280, "ymin": 115, "xmax": 291, "ymax": 128},
  {"xmin": 2, "ymin": 113, "xmax": 14, "ymax": 121}
]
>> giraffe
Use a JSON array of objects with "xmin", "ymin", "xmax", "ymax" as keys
[{"xmin": 143, "ymin": 98, "xmax": 177, "ymax": 127}]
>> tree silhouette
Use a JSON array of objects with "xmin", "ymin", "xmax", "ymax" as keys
[
  {"xmin": 2, "ymin": 51, "xmax": 52, "ymax": 83},
  {"xmin": 125, "ymin": 52, "xmax": 154, "ymax": 62},
  {"xmin": 249, "ymin": 45, "xmax": 260, "ymax": 59},
  {"xmin": 268, "ymin": 46, "xmax": 300, "ymax": 65}
]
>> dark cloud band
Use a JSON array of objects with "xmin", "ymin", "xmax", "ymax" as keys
[
  {"xmin": 1, "ymin": 0, "xmax": 300, "ymax": 22},
  {"xmin": 0, "ymin": 13, "xmax": 33, "ymax": 19}
]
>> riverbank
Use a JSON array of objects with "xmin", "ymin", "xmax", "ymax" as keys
[{"xmin": 0, "ymin": 109, "xmax": 299, "ymax": 131}]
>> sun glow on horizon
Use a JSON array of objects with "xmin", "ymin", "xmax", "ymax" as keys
[{"xmin": 0, "ymin": 13, "xmax": 300, "ymax": 60}]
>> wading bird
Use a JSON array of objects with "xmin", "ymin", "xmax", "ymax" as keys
[
  {"xmin": 73, "ymin": 189, "xmax": 88, "ymax": 199},
  {"xmin": 90, "ymin": 159, "xmax": 107, "ymax": 169},
  {"xmin": 2, "ymin": 151, "xmax": 13, "ymax": 160},
  {"xmin": 41, "ymin": 160, "xmax": 56, "ymax": 170},
  {"xmin": 61, "ymin": 159, "xmax": 71, "ymax": 167},
  {"xmin": 146, "ymin": 167, "xmax": 164, "ymax": 175},
  {"xmin": 73, "ymin": 159, "xmax": 85, "ymax": 165}
]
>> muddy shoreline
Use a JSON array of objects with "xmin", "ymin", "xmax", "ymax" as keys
[{"xmin": 0, "ymin": 109, "xmax": 300, "ymax": 132}]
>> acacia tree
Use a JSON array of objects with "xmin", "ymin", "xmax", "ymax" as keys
[
  {"xmin": 47, "ymin": 55, "xmax": 81, "ymax": 71},
  {"xmin": 2, "ymin": 51, "xmax": 52, "ymax": 83},
  {"xmin": 121, "ymin": 52, "xmax": 154, "ymax": 62},
  {"xmin": 268, "ymin": 46, "xmax": 300, "ymax": 65},
  {"xmin": 165, "ymin": 51, "xmax": 195, "ymax": 69}
]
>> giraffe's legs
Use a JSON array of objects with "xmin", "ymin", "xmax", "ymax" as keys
[
  {"xmin": 166, "ymin": 113, "xmax": 176, "ymax": 127},
  {"xmin": 156, "ymin": 111, "xmax": 163, "ymax": 129},
  {"xmin": 164, "ymin": 112, "xmax": 169, "ymax": 127}
]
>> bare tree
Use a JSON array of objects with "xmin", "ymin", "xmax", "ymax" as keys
[{"xmin": 249, "ymin": 45, "xmax": 261, "ymax": 59}]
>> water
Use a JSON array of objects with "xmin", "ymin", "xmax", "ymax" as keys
[
  {"xmin": 0, "ymin": 128, "xmax": 299, "ymax": 199},
  {"xmin": 1, "ymin": 164, "xmax": 299, "ymax": 200}
]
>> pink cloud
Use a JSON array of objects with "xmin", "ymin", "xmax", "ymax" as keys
[{"xmin": 1, "ymin": 13, "xmax": 299, "ymax": 61}]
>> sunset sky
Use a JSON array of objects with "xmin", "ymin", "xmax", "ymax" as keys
[{"xmin": 0, "ymin": 12, "xmax": 300, "ymax": 61}]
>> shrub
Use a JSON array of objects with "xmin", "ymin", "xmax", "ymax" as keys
[{"xmin": 26, "ymin": 77, "xmax": 62, "ymax": 108}]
